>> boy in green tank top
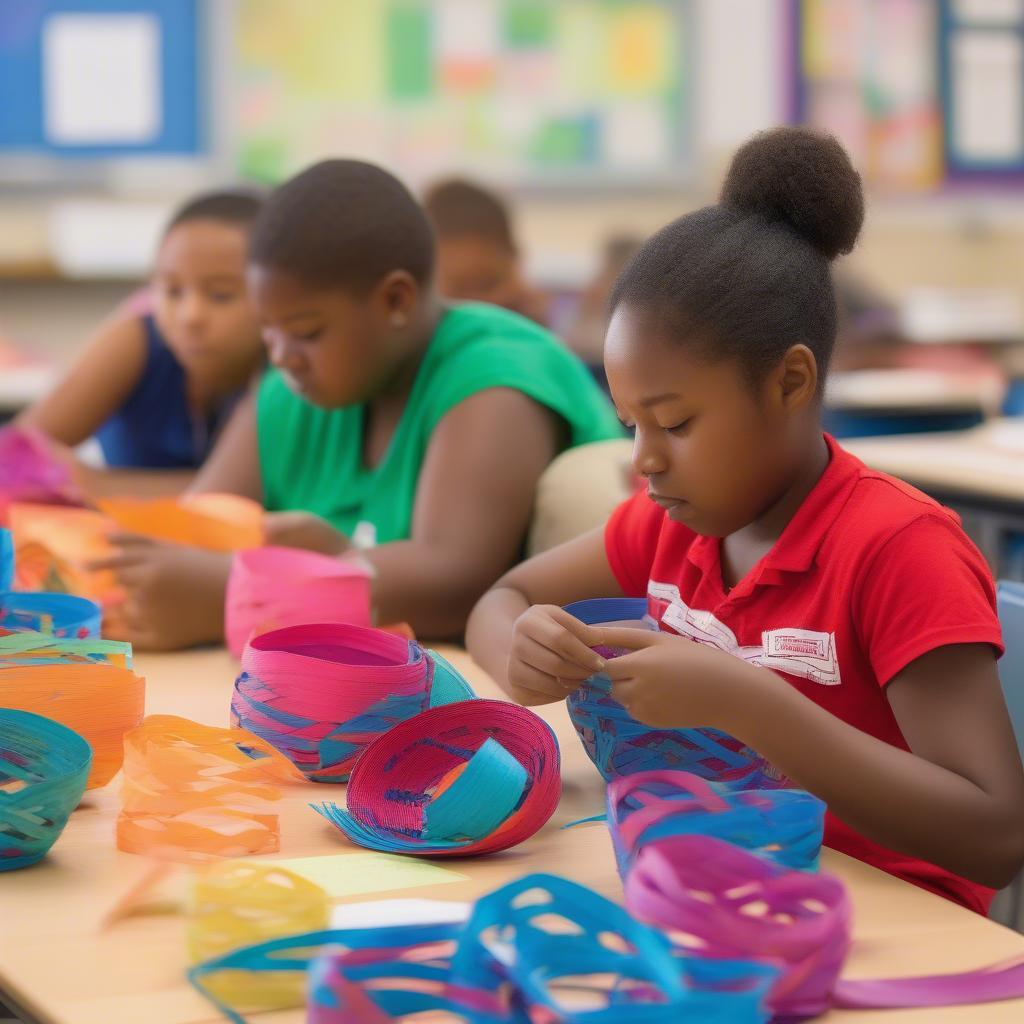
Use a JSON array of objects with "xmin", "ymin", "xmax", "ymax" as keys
[{"xmin": 93, "ymin": 159, "xmax": 621, "ymax": 650}]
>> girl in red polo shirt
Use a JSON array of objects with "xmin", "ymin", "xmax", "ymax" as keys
[{"xmin": 468, "ymin": 127, "xmax": 1024, "ymax": 914}]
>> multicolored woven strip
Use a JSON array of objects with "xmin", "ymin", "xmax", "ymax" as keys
[
  {"xmin": 232, "ymin": 624, "xmax": 473, "ymax": 783},
  {"xmin": 186, "ymin": 854, "xmax": 1024, "ymax": 1023},
  {"xmin": 0, "ymin": 641, "xmax": 143, "ymax": 789},
  {"xmin": 0, "ymin": 590, "xmax": 101, "ymax": 638},
  {"xmin": 626, "ymin": 833, "xmax": 1024, "ymax": 1019},
  {"xmin": 226, "ymin": 546, "xmax": 372, "ymax": 658},
  {"xmin": 0, "ymin": 527, "xmax": 12, "ymax": 590},
  {"xmin": 608, "ymin": 769, "xmax": 825, "ymax": 875},
  {"xmin": 0, "ymin": 526, "xmax": 102, "ymax": 638},
  {"xmin": 314, "ymin": 699, "xmax": 561, "ymax": 856},
  {"xmin": 0, "ymin": 631, "xmax": 131, "ymax": 667},
  {"xmin": 626, "ymin": 834, "xmax": 850, "ymax": 1020},
  {"xmin": 189, "ymin": 872, "xmax": 779, "ymax": 1024},
  {"xmin": 0, "ymin": 708, "xmax": 92, "ymax": 871},
  {"xmin": 564, "ymin": 598, "xmax": 787, "ymax": 788}
]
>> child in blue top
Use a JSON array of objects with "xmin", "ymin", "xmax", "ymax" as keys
[{"xmin": 20, "ymin": 190, "xmax": 265, "ymax": 496}]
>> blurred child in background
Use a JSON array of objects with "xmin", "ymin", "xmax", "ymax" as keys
[
  {"xmin": 19, "ymin": 190, "xmax": 265, "ymax": 496},
  {"xmin": 423, "ymin": 177, "xmax": 550, "ymax": 324}
]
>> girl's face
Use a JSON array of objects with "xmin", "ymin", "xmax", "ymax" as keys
[
  {"xmin": 605, "ymin": 305, "xmax": 817, "ymax": 538},
  {"xmin": 152, "ymin": 220, "xmax": 261, "ymax": 387},
  {"xmin": 249, "ymin": 266, "xmax": 417, "ymax": 409}
]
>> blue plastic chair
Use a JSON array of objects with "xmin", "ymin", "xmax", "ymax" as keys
[{"xmin": 996, "ymin": 581, "xmax": 1024, "ymax": 926}]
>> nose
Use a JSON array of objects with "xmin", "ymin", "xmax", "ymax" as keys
[
  {"xmin": 263, "ymin": 329, "xmax": 302, "ymax": 373},
  {"xmin": 178, "ymin": 290, "xmax": 207, "ymax": 329},
  {"xmin": 631, "ymin": 425, "xmax": 669, "ymax": 479}
]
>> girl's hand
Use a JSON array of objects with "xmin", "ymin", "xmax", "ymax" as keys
[
  {"xmin": 584, "ymin": 626, "xmax": 759, "ymax": 730},
  {"xmin": 262, "ymin": 511, "xmax": 350, "ymax": 556},
  {"xmin": 506, "ymin": 605, "xmax": 607, "ymax": 706},
  {"xmin": 87, "ymin": 534, "xmax": 231, "ymax": 650}
]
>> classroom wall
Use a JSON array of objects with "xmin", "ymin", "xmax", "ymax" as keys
[{"xmin": 3, "ymin": 0, "xmax": 1024, "ymax": 359}]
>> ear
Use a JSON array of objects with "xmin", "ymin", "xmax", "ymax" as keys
[
  {"xmin": 370, "ymin": 270, "xmax": 420, "ymax": 327},
  {"xmin": 769, "ymin": 344, "xmax": 818, "ymax": 413}
]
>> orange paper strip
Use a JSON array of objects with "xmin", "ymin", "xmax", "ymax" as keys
[
  {"xmin": 0, "ymin": 660, "xmax": 145, "ymax": 789},
  {"xmin": 10, "ymin": 495, "xmax": 264, "ymax": 639},
  {"xmin": 98, "ymin": 494, "xmax": 264, "ymax": 552},
  {"xmin": 117, "ymin": 715, "xmax": 303, "ymax": 863}
]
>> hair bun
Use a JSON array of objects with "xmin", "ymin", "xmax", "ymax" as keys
[{"xmin": 720, "ymin": 126, "xmax": 864, "ymax": 261}]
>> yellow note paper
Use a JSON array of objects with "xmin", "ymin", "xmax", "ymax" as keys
[{"xmin": 266, "ymin": 853, "xmax": 467, "ymax": 899}]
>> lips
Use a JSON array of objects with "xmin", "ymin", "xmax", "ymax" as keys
[
  {"xmin": 648, "ymin": 492, "xmax": 685, "ymax": 509},
  {"xmin": 648, "ymin": 492, "xmax": 692, "ymax": 522}
]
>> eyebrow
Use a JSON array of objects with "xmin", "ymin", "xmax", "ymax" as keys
[{"xmin": 639, "ymin": 392, "xmax": 683, "ymax": 409}]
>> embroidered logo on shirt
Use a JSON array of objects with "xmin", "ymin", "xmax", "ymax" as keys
[{"xmin": 648, "ymin": 581, "xmax": 842, "ymax": 686}]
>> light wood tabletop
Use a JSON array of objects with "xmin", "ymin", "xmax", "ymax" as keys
[
  {"xmin": 845, "ymin": 419, "xmax": 1024, "ymax": 504},
  {"xmin": 2, "ymin": 646, "xmax": 1024, "ymax": 1023},
  {"xmin": 827, "ymin": 370, "xmax": 1007, "ymax": 414}
]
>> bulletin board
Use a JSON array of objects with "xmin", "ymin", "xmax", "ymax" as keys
[
  {"xmin": 941, "ymin": 0, "xmax": 1024, "ymax": 178},
  {"xmin": 791, "ymin": 0, "xmax": 1024, "ymax": 189},
  {"xmin": 233, "ymin": 0, "xmax": 693, "ymax": 188},
  {"xmin": 0, "ymin": 0, "xmax": 202, "ymax": 157}
]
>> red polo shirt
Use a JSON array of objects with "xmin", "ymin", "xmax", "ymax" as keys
[{"xmin": 604, "ymin": 433, "xmax": 1004, "ymax": 913}]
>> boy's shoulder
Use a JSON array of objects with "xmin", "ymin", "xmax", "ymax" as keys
[{"xmin": 436, "ymin": 301, "xmax": 559, "ymax": 349}]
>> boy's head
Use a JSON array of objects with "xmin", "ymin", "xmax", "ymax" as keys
[
  {"xmin": 606, "ymin": 127, "xmax": 864, "ymax": 538},
  {"xmin": 153, "ymin": 189, "xmax": 264, "ymax": 386},
  {"xmin": 249, "ymin": 159, "xmax": 436, "ymax": 409},
  {"xmin": 423, "ymin": 178, "xmax": 527, "ymax": 311}
]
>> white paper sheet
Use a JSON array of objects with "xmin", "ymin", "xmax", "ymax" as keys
[
  {"xmin": 43, "ymin": 13, "xmax": 161, "ymax": 145},
  {"xmin": 950, "ymin": 30, "xmax": 1024, "ymax": 162},
  {"xmin": 330, "ymin": 898, "xmax": 473, "ymax": 929}
]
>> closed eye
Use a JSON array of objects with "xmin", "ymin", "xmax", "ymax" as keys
[
  {"xmin": 294, "ymin": 328, "xmax": 324, "ymax": 343},
  {"xmin": 664, "ymin": 418, "xmax": 692, "ymax": 435}
]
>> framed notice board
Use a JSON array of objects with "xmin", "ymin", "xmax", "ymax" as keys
[
  {"xmin": 0, "ymin": 0, "xmax": 202, "ymax": 158},
  {"xmin": 791, "ymin": 0, "xmax": 1024, "ymax": 189}
]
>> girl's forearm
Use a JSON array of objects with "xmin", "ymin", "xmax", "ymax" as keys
[
  {"xmin": 728, "ymin": 664, "xmax": 1024, "ymax": 888},
  {"xmin": 466, "ymin": 586, "xmax": 530, "ymax": 698}
]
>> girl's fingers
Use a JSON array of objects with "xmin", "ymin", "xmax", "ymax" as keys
[
  {"xmin": 513, "ymin": 636, "xmax": 596, "ymax": 682},
  {"xmin": 582, "ymin": 625, "xmax": 662, "ymax": 653},
  {"xmin": 507, "ymin": 661, "xmax": 570, "ymax": 701},
  {"xmin": 105, "ymin": 532, "xmax": 157, "ymax": 548},
  {"xmin": 602, "ymin": 653, "xmax": 641, "ymax": 681},
  {"xmin": 527, "ymin": 608, "xmax": 606, "ymax": 673},
  {"xmin": 86, "ymin": 552, "xmax": 145, "ymax": 572}
]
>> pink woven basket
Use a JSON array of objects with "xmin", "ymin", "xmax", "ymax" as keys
[{"xmin": 225, "ymin": 547, "xmax": 371, "ymax": 658}]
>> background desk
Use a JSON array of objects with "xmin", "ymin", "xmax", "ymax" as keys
[
  {"xmin": 2, "ymin": 647, "xmax": 1024, "ymax": 1023},
  {"xmin": 846, "ymin": 420, "xmax": 1024, "ymax": 577}
]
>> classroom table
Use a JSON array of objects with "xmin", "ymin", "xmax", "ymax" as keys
[
  {"xmin": 2, "ymin": 646, "xmax": 1024, "ymax": 1024},
  {"xmin": 845, "ymin": 419, "xmax": 1024, "ymax": 572},
  {"xmin": 824, "ymin": 370, "xmax": 1006, "ymax": 439}
]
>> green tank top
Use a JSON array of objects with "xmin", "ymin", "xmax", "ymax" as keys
[{"xmin": 257, "ymin": 302, "xmax": 623, "ymax": 544}]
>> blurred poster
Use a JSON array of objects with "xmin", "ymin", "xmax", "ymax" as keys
[{"xmin": 233, "ymin": 0, "xmax": 690, "ymax": 187}]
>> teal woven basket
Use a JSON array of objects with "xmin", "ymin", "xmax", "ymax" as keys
[{"xmin": 0, "ymin": 708, "xmax": 92, "ymax": 871}]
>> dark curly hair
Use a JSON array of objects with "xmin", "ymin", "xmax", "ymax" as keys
[
  {"xmin": 249, "ymin": 159, "xmax": 435, "ymax": 292},
  {"xmin": 165, "ymin": 188, "xmax": 264, "ymax": 234},
  {"xmin": 610, "ymin": 126, "xmax": 864, "ymax": 389},
  {"xmin": 423, "ymin": 178, "xmax": 516, "ymax": 251}
]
